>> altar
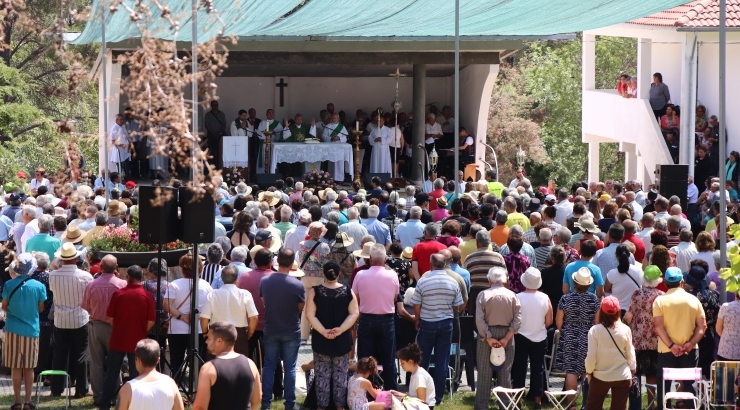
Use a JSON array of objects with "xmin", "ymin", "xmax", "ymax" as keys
[{"xmin": 269, "ymin": 142, "xmax": 354, "ymax": 178}]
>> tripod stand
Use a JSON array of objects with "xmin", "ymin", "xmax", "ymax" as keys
[{"xmin": 153, "ymin": 242, "xmax": 173, "ymax": 374}]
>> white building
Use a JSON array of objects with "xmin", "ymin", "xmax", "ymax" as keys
[{"xmin": 582, "ymin": 0, "xmax": 739, "ymax": 184}]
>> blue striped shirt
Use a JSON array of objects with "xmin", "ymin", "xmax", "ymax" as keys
[{"xmin": 411, "ymin": 269, "xmax": 463, "ymax": 322}]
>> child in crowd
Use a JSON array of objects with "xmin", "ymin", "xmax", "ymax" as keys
[
  {"xmin": 348, "ymin": 357, "xmax": 387, "ymax": 410},
  {"xmin": 396, "ymin": 343, "xmax": 436, "ymax": 408}
]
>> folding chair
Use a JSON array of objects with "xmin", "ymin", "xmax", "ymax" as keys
[
  {"xmin": 662, "ymin": 367, "xmax": 703, "ymax": 410},
  {"xmin": 35, "ymin": 370, "xmax": 71, "ymax": 410},
  {"xmin": 644, "ymin": 382, "xmax": 659, "ymax": 409},
  {"xmin": 544, "ymin": 330, "xmax": 579, "ymax": 410},
  {"xmin": 492, "ymin": 386, "xmax": 526, "ymax": 410},
  {"xmin": 704, "ymin": 361, "xmax": 740, "ymax": 409}
]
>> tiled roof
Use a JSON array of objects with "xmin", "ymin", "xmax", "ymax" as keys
[{"xmin": 627, "ymin": 0, "xmax": 740, "ymax": 28}]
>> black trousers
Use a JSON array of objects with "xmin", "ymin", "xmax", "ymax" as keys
[
  {"xmin": 206, "ymin": 134, "xmax": 222, "ymax": 169},
  {"xmin": 512, "ymin": 334, "xmax": 546, "ymax": 397},
  {"xmin": 51, "ymin": 325, "xmax": 89, "ymax": 395},
  {"xmin": 248, "ymin": 330, "xmax": 284, "ymax": 397},
  {"xmin": 35, "ymin": 324, "xmax": 54, "ymax": 378},
  {"xmin": 656, "ymin": 349, "xmax": 699, "ymax": 410},
  {"xmin": 168, "ymin": 333, "xmax": 205, "ymax": 378}
]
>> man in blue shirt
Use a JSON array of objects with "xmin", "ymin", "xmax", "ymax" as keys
[
  {"xmin": 449, "ymin": 246, "xmax": 471, "ymax": 292},
  {"xmin": 362, "ymin": 205, "xmax": 391, "ymax": 250},
  {"xmin": 396, "ymin": 206, "xmax": 426, "ymax": 249},
  {"xmin": 211, "ymin": 245, "xmax": 251, "ymax": 289},
  {"xmin": 1, "ymin": 253, "xmax": 47, "ymax": 406},
  {"xmin": 562, "ymin": 239, "xmax": 604, "ymax": 297}
]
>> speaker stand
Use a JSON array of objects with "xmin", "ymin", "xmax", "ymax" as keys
[
  {"xmin": 154, "ymin": 243, "xmax": 172, "ymax": 374},
  {"xmin": 173, "ymin": 243, "xmax": 204, "ymax": 402}
]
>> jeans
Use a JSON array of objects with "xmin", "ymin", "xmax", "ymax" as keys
[
  {"xmin": 100, "ymin": 349, "xmax": 138, "ymax": 409},
  {"xmin": 261, "ymin": 332, "xmax": 301, "ymax": 409},
  {"xmin": 249, "ymin": 330, "xmax": 284, "ymax": 397},
  {"xmin": 51, "ymin": 325, "xmax": 89, "ymax": 396},
  {"xmin": 416, "ymin": 318, "xmax": 453, "ymax": 405},
  {"xmin": 357, "ymin": 313, "xmax": 398, "ymax": 390},
  {"xmin": 512, "ymin": 334, "xmax": 546, "ymax": 398},
  {"xmin": 656, "ymin": 349, "xmax": 699, "ymax": 410}
]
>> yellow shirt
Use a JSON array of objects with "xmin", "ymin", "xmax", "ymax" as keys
[
  {"xmin": 704, "ymin": 216, "xmax": 734, "ymax": 233},
  {"xmin": 487, "ymin": 181, "xmax": 505, "ymax": 198},
  {"xmin": 505, "ymin": 212, "xmax": 531, "ymax": 231},
  {"xmin": 459, "ymin": 239, "xmax": 492, "ymax": 264},
  {"xmin": 652, "ymin": 288, "xmax": 705, "ymax": 353}
]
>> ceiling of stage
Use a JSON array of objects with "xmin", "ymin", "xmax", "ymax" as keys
[{"xmin": 72, "ymin": 0, "xmax": 693, "ymax": 46}]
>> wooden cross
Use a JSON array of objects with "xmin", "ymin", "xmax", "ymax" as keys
[{"xmin": 276, "ymin": 78, "xmax": 288, "ymax": 107}]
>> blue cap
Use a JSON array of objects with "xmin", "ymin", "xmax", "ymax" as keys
[
  {"xmin": 664, "ymin": 267, "xmax": 683, "ymax": 284},
  {"xmin": 218, "ymin": 199, "xmax": 229, "ymax": 207}
]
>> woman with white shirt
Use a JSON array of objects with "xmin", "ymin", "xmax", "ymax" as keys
[
  {"xmin": 604, "ymin": 244, "xmax": 643, "ymax": 315},
  {"xmin": 512, "ymin": 268, "xmax": 552, "ymax": 409},
  {"xmin": 164, "ymin": 253, "xmax": 213, "ymax": 375},
  {"xmin": 585, "ymin": 296, "xmax": 636, "ymax": 410}
]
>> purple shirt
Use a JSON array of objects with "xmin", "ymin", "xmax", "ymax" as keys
[{"xmin": 352, "ymin": 266, "xmax": 399, "ymax": 315}]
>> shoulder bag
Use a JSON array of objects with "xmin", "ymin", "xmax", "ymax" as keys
[
  {"xmin": 300, "ymin": 241, "xmax": 322, "ymax": 270},
  {"xmin": 5, "ymin": 277, "xmax": 32, "ymax": 314},
  {"xmin": 161, "ymin": 286, "xmax": 191, "ymax": 334}
]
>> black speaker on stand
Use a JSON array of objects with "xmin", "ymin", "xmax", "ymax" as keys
[
  {"xmin": 255, "ymin": 173, "xmax": 283, "ymax": 190},
  {"xmin": 654, "ymin": 164, "xmax": 689, "ymax": 211},
  {"xmin": 179, "ymin": 187, "xmax": 216, "ymax": 244},
  {"xmin": 138, "ymin": 186, "xmax": 180, "ymax": 244}
]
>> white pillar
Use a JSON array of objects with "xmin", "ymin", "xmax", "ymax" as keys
[
  {"xmin": 679, "ymin": 32, "xmax": 698, "ymax": 176},
  {"xmin": 582, "ymin": 33, "xmax": 596, "ymax": 91},
  {"xmin": 98, "ymin": 52, "xmax": 121, "ymax": 174},
  {"xmin": 636, "ymin": 154, "xmax": 644, "ymax": 185},
  {"xmin": 637, "ymin": 38, "xmax": 652, "ymax": 100},
  {"xmin": 458, "ymin": 64, "xmax": 499, "ymax": 180},
  {"xmin": 588, "ymin": 142, "xmax": 600, "ymax": 183},
  {"xmin": 622, "ymin": 142, "xmax": 638, "ymax": 182}
]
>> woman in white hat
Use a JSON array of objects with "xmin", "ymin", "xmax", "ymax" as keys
[
  {"xmin": 555, "ymin": 267, "xmax": 601, "ymax": 407},
  {"xmin": 512, "ymin": 268, "xmax": 552, "ymax": 409}
]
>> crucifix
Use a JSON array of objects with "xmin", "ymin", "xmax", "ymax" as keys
[
  {"xmin": 276, "ymin": 78, "xmax": 288, "ymax": 107},
  {"xmin": 232, "ymin": 140, "xmax": 240, "ymax": 151}
]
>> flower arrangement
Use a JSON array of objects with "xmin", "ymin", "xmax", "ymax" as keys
[
  {"xmin": 224, "ymin": 166, "xmax": 246, "ymax": 187},
  {"xmin": 302, "ymin": 169, "xmax": 336, "ymax": 190},
  {"xmin": 88, "ymin": 224, "xmax": 189, "ymax": 253}
]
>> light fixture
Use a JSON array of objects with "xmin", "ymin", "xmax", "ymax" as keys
[{"xmin": 516, "ymin": 146, "xmax": 527, "ymax": 168}]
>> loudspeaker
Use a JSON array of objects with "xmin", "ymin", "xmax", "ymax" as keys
[
  {"xmin": 255, "ymin": 173, "xmax": 282, "ymax": 190},
  {"xmin": 179, "ymin": 187, "xmax": 215, "ymax": 244},
  {"xmin": 364, "ymin": 173, "xmax": 391, "ymax": 189},
  {"xmin": 138, "ymin": 186, "xmax": 180, "ymax": 244},
  {"xmin": 654, "ymin": 164, "xmax": 688, "ymax": 211}
]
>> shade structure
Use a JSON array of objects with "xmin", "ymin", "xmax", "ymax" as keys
[{"xmin": 72, "ymin": 0, "xmax": 694, "ymax": 44}]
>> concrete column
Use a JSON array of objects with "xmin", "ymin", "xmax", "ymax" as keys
[
  {"xmin": 412, "ymin": 63, "xmax": 426, "ymax": 184},
  {"xmin": 98, "ymin": 52, "xmax": 122, "ymax": 174},
  {"xmin": 582, "ymin": 33, "xmax": 596, "ymax": 91},
  {"xmin": 636, "ymin": 154, "xmax": 645, "ymax": 185},
  {"xmin": 588, "ymin": 141, "xmax": 600, "ymax": 183},
  {"xmin": 622, "ymin": 142, "xmax": 638, "ymax": 182},
  {"xmin": 637, "ymin": 38, "xmax": 652, "ymax": 100}
]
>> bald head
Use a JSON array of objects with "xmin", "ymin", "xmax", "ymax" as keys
[
  {"xmin": 530, "ymin": 212, "xmax": 541, "ymax": 224},
  {"xmin": 670, "ymin": 204, "xmax": 683, "ymax": 216},
  {"xmin": 641, "ymin": 212, "xmax": 654, "ymax": 228},
  {"xmin": 625, "ymin": 191, "xmax": 635, "ymax": 202},
  {"xmin": 449, "ymin": 246, "xmax": 461, "ymax": 263},
  {"xmin": 101, "ymin": 255, "xmax": 118, "ymax": 273},
  {"xmin": 622, "ymin": 219, "xmax": 636, "ymax": 234},
  {"xmin": 439, "ymin": 249, "xmax": 452, "ymax": 265}
]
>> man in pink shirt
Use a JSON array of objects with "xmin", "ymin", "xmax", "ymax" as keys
[
  {"xmin": 352, "ymin": 244, "xmax": 400, "ymax": 390},
  {"xmin": 80, "ymin": 255, "xmax": 126, "ymax": 406}
]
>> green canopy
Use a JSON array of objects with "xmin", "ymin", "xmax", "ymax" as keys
[{"xmin": 72, "ymin": 0, "xmax": 689, "ymax": 44}]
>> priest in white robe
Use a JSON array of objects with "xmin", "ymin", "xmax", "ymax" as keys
[
  {"xmin": 256, "ymin": 108, "xmax": 285, "ymax": 174},
  {"xmin": 110, "ymin": 114, "xmax": 131, "ymax": 177},
  {"xmin": 321, "ymin": 113, "xmax": 349, "ymax": 182},
  {"xmin": 283, "ymin": 114, "xmax": 318, "ymax": 173},
  {"xmin": 227, "ymin": 110, "xmax": 250, "ymax": 168},
  {"xmin": 368, "ymin": 117, "xmax": 393, "ymax": 175}
]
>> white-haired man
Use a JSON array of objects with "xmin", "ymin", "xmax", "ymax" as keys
[
  {"xmin": 395, "ymin": 206, "xmax": 425, "ymax": 250},
  {"xmin": 320, "ymin": 190, "xmax": 337, "ymax": 218},
  {"xmin": 625, "ymin": 191, "xmax": 643, "ymax": 220},
  {"xmin": 274, "ymin": 206, "xmax": 296, "ymax": 241},
  {"xmin": 19, "ymin": 205, "xmax": 39, "ymax": 253},
  {"xmin": 425, "ymin": 113, "xmax": 443, "ymax": 154},
  {"xmin": 362, "ymin": 205, "xmax": 391, "ymax": 250},
  {"xmin": 211, "ymin": 245, "xmax": 251, "ymax": 290},
  {"xmin": 338, "ymin": 207, "xmax": 367, "ymax": 252},
  {"xmin": 475, "ymin": 266, "xmax": 521, "ymax": 410},
  {"xmin": 285, "ymin": 213, "xmax": 312, "ymax": 255},
  {"xmin": 230, "ymin": 182, "xmax": 251, "ymax": 204}
]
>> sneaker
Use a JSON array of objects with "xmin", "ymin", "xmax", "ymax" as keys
[{"xmin": 300, "ymin": 340, "xmax": 308, "ymax": 346}]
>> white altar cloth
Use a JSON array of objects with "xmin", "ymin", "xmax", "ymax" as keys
[
  {"xmin": 223, "ymin": 136, "xmax": 248, "ymax": 167},
  {"xmin": 269, "ymin": 142, "xmax": 354, "ymax": 177}
]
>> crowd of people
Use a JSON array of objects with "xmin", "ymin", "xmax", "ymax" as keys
[{"xmin": 2, "ymin": 163, "xmax": 740, "ymax": 410}]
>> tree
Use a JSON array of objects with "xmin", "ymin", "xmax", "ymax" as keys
[{"xmin": 0, "ymin": 61, "xmax": 45, "ymax": 141}]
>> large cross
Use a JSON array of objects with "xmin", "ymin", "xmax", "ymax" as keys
[
  {"xmin": 276, "ymin": 78, "xmax": 288, "ymax": 107},
  {"xmin": 232, "ymin": 140, "xmax": 240, "ymax": 151}
]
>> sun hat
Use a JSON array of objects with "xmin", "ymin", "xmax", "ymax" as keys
[
  {"xmin": 598, "ymin": 194, "xmax": 612, "ymax": 202},
  {"xmin": 308, "ymin": 222, "xmax": 327, "ymax": 239},
  {"xmin": 643, "ymin": 265, "xmax": 663, "ymax": 281},
  {"xmin": 357, "ymin": 189, "xmax": 367, "ymax": 196},
  {"xmin": 572, "ymin": 266, "xmax": 594, "ymax": 286},
  {"xmin": 436, "ymin": 196, "xmax": 448, "ymax": 208},
  {"xmin": 352, "ymin": 242, "xmax": 375, "ymax": 259},
  {"xmin": 62, "ymin": 225, "xmax": 87, "ymax": 245},
  {"xmin": 396, "ymin": 197, "xmax": 407, "ymax": 207},
  {"xmin": 575, "ymin": 219, "xmax": 601, "ymax": 234},
  {"xmin": 107, "ymin": 200, "xmax": 121, "ymax": 217},
  {"xmin": 55, "ymin": 242, "xmax": 81, "ymax": 261},
  {"xmin": 249, "ymin": 245, "xmax": 265, "ymax": 260},
  {"xmin": 490, "ymin": 346, "xmax": 506, "ymax": 371},
  {"xmin": 601, "ymin": 295, "xmax": 620, "ymax": 315},
  {"xmin": 10, "ymin": 253, "xmax": 37, "ymax": 276},
  {"xmin": 401, "ymin": 247, "xmax": 413, "ymax": 261},
  {"xmin": 684, "ymin": 265, "xmax": 710, "ymax": 292},
  {"xmin": 272, "ymin": 261, "xmax": 305, "ymax": 278},
  {"xmin": 664, "ymin": 266, "xmax": 683, "ymax": 284},
  {"xmin": 318, "ymin": 188, "xmax": 335, "ymax": 200},
  {"xmin": 333, "ymin": 232, "xmax": 355, "ymax": 248},
  {"xmin": 54, "ymin": 207, "xmax": 66, "ymax": 216},
  {"xmin": 258, "ymin": 191, "xmax": 280, "ymax": 206},
  {"xmin": 521, "ymin": 267, "xmax": 542, "ymax": 290}
]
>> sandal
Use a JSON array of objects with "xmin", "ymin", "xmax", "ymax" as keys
[
  {"xmin": 10, "ymin": 404, "xmax": 21, "ymax": 410},
  {"xmin": 22, "ymin": 404, "xmax": 35, "ymax": 410}
]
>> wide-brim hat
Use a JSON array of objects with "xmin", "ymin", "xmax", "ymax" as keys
[
  {"xmin": 684, "ymin": 266, "xmax": 709, "ymax": 288},
  {"xmin": 575, "ymin": 219, "xmax": 600, "ymax": 234},
  {"xmin": 527, "ymin": 198, "xmax": 541, "ymax": 212},
  {"xmin": 107, "ymin": 199, "xmax": 121, "ymax": 216},
  {"xmin": 55, "ymin": 242, "xmax": 81, "ymax": 261},
  {"xmin": 318, "ymin": 188, "xmax": 335, "ymax": 200},
  {"xmin": 521, "ymin": 267, "xmax": 542, "ymax": 290},
  {"xmin": 62, "ymin": 225, "xmax": 87, "ymax": 245},
  {"xmin": 258, "ymin": 191, "xmax": 280, "ymax": 206},
  {"xmin": 401, "ymin": 247, "xmax": 413, "ymax": 261},
  {"xmin": 333, "ymin": 232, "xmax": 354, "ymax": 248},
  {"xmin": 273, "ymin": 261, "xmax": 305, "ymax": 278},
  {"xmin": 437, "ymin": 196, "xmax": 448, "ymax": 207},
  {"xmin": 54, "ymin": 207, "xmax": 66, "ymax": 216},
  {"xmin": 249, "ymin": 245, "xmax": 265, "ymax": 260},
  {"xmin": 353, "ymin": 242, "xmax": 375, "ymax": 258},
  {"xmin": 572, "ymin": 266, "xmax": 594, "ymax": 286}
]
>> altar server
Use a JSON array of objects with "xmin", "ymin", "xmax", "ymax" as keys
[
  {"xmin": 110, "ymin": 114, "xmax": 131, "ymax": 178},
  {"xmin": 256, "ymin": 109, "xmax": 285, "ymax": 174},
  {"xmin": 368, "ymin": 116, "xmax": 393, "ymax": 174},
  {"xmin": 321, "ymin": 113, "xmax": 349, "ymax": 182}
]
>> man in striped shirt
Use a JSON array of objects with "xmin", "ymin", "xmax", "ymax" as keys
[
  {"xmin": 411, "ymin": 253, "xmax": 464, "ymax": 405},
  {"xmin": 463, "ymin": 230, "xmax": 505, "ymax": 319},
  {"xmin": 49, "ymin": 242, "xmax": 94, "ymax": 397}
]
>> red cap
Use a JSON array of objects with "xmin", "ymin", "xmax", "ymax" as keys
[
  {"xmin": 125, "ymin": 181, "xmax": 136, "ymax": 189},
  {"xmin": 601, "ymin": 295, "xmax": 620, "ymax": 315}
]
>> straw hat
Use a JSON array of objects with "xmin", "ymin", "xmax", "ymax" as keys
[
  {"xmin": 436, "ymin": 196, "xmax": 448, "ymax": 208},
  {"xmin": 401, "ymin": 247, "xmax": 413, "ymax": 261},
  {"xmin": 249, "ymin": 245, "xmax": 265, "ymax": 260},
  {"xmin": 352, "ymin": 242, "xmax": 375, "ymax": 259},
  {"xmin": 55, "ymin": 242, "xmax": 81, "ymax": 261},
  {"xmin": 333, "ymin": 232, "xmax": 354, "ymax": 249},
  {"xmin": 572, "ymin": 267, "xmax": 594, "ymax": 286},
  {"xmin": 61, "ymin": 225, "xmax": 87, "ymax": 245},
  {"xmin": 273, "ymin": 261, "xmax": 305, "ymax": 278},
  {"xmin": 575, "ymin": 219, "xmax": 601, "ymax": 234},
  {"xmin": 107, "ymin": 200, "xmax": 121, "ymax": 216},
  {"xmin": 318, "ymin": 188, "xmax": 335, "ymax": 200},
  {"xmin": 258, "ymin": 191, "xmax": 280, "ymax": 206}
]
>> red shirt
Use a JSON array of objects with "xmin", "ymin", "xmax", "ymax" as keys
[
  {"xmin": 237, "ymin": 268, "xmax": 272, "ymax": 331},
  {"xmin": 621, "ymin": 233, "xmax": 646, "ymax": 263},
  {"xmin": 412, "ymin": 239, "xmax": 447, "ymax": 277},
  {"xmin": 428, "ymin": 189, "xmax": 446, "ymax": 211},
  {"xmin": 107, "ymin": 283, "xmax": 155, "ymax": 353}
]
